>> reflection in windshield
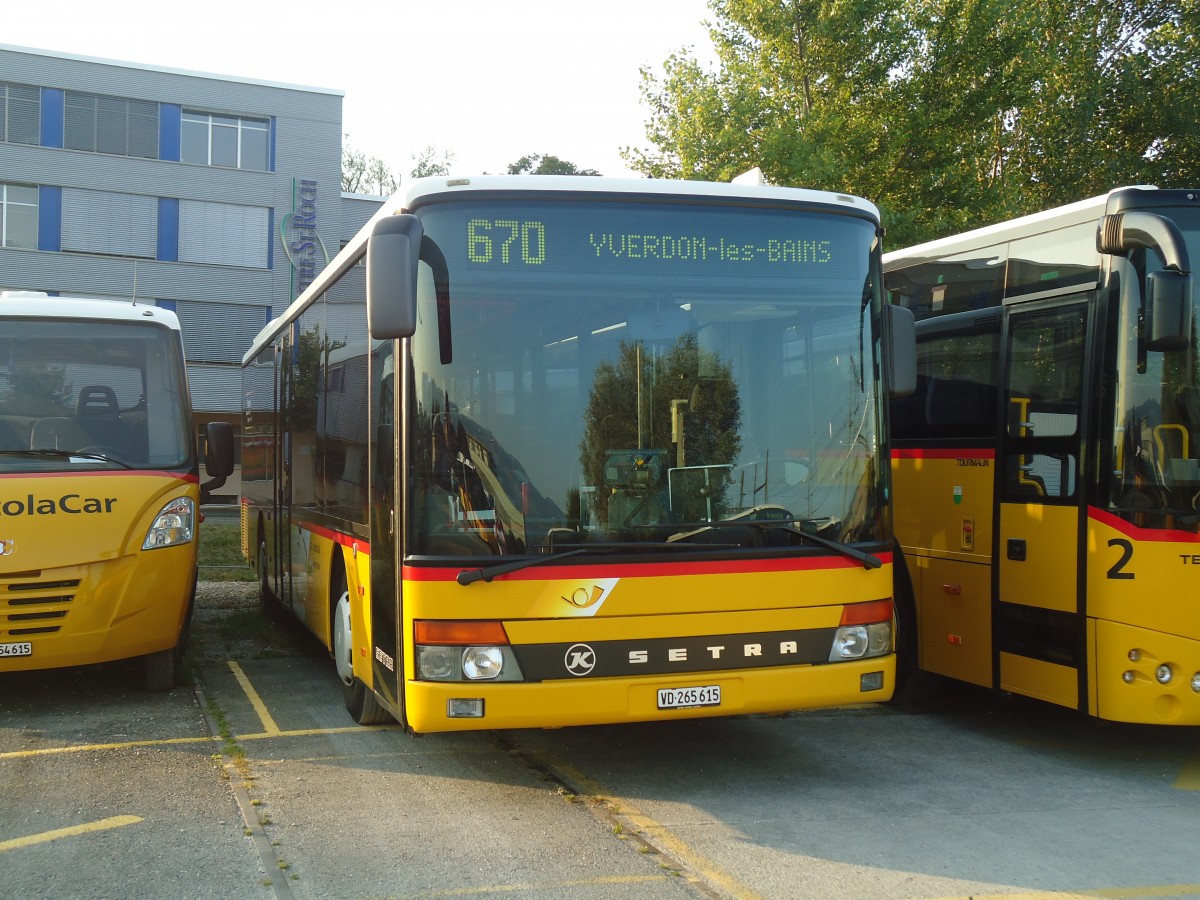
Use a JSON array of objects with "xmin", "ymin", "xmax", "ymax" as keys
[
  {"xmin": 0, "ymin": 320, "xmax": 191, "ymax": 472},
  {"xmin": 409, "ymin": 199, "xmax": 885, "ymax": 557},
  {"xmin": 1108, "ymin": 208, "xmax": 1200, "ymax": 526}
]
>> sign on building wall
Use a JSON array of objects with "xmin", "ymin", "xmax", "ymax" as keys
[{"xmin": 281, "ymin": 179, "xmax": 330, "ymax": 297}]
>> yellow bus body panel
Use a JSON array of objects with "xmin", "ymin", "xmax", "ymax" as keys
[
  {"xmin": 1086, "ymin": 511, "xmax": 1200, "ymax": 724},
  {"xmin": 998, "ymin": 504, "xmax": 1078, "ymax": 613},
  {"xmin": 404, "ymin": 656, "xmax": 894, "ymax": 732},
  {"xmin": 397, "ymin": 560, "xmax": 896, "ymax": 732},
  {"xmin": 892, "ymin": 453, "xmax": 995, "ymax": 686},
  {"xmin": 0, "ymin": 473, "xmax": 199, "ymax": 672}
]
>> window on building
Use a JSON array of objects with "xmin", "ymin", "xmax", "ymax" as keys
[
  {"xmin": 61, "ymin": 188, "xmax": 156, "ymax": 258},
  {"xmin": 179, "ymin": 199, "xmax": 269, "ymax": 268},
  {"xmin": 1, "ymin": 82, "xmax": 40, "ymax": 145},
  {"xmin": 1, "ymin": 183, "xmax": 38, "ymax": 249},
  {"xmin": 180, "ymin": 110, "xmax": 269, "ymax": 171},
  {"xmin": 64, "ymin": 91, "xmax": 158, "ymax": 158}
]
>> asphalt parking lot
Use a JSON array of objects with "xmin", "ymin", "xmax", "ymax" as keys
[{"xmin": 3, "ymin": 578, "xmax": 1199, "ymax": 899}]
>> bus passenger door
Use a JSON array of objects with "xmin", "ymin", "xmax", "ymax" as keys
[{"xmin": 996, "ymin": 302, "xmax": 1088, "ymax": 709}]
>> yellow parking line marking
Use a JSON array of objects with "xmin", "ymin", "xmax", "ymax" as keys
[
  {"xmin": 1174, "ymin": 755, "xmax": 1200, "ymax": 790},
  {"xmin": 542, "ymin": 755, "xmax": 766, "ymax": 900},
  {"xmin": 0, "ymin": 736, "xmax": 212, "ymax": 760},
  {"xmin": 1093, "ymin": 887, "xmax": 1200, "ymax": 898},
  {"xmin": 0, "ymin": 815, "xmax": 142, "ymax": 853},
  {"xmin": 227, "ymin": 660, "xmax": 281, "ymax": 735},
  {"xmin": 420, "ymin": 875, "xmax": 671, "ymax": 896},
  {"xmin": 922, "ymin": 886, "xmax": 1200, "ymax": 899}
]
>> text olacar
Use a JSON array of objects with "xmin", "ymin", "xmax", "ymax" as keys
[{"xmin": 0, "ymin": 494, "xmax": 118, "ymax": 516}]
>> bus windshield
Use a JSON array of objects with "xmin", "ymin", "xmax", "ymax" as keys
[
  {"xmin": 409, "ymin": 198, "xmax": 885, "ymax": 557},
  {"xmin": 0, "ymin": 319, "xmax": 192, "ymax": 472},
  {"xmin": 1108, "ymin": 206, "xmax": 1200, "ymax": 526}
]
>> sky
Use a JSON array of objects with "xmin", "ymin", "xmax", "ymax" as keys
[{"xmin": 7, "ymin": 0, "xmax": 717, "ymax": 180}]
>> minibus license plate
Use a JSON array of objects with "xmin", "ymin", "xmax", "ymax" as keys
[
  {"xmin": 0, "ymin": 642, "xmax": 32, "ymax": 658},
  {"xmin": 657, "ymin": 685, "xmax": 720, "ymax": 709}
]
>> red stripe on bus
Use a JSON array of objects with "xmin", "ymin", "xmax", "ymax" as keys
[
  {"xmin": 890, "ymin": 448, "xmax": 995, "ymax": 460},
  {"xmin": 1088, "ymin": 506, "xmax": 1200, "ymax": 543},
  {"xmin": 295, "ymin": 520, "xmax": 370, "ymax": 551},
  {"xmin": 0, "ymin": 470, "xmax": 198, "ymax": 482},
  {"xmin": 403, "ymin": 551, "xmax": 892, "ymax": 582}
]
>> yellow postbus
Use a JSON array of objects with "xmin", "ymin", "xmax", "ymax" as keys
[
  {"xmin": 885, "ymin": 186, "xmax": 1200, "ymax": 724},
  {"xmin": 0, "ymin": 291, "xmax": 232, "ymax": 690},
  {"xmin": 242, "ymin": 175, "xmax": 915, "ymax": 732}
]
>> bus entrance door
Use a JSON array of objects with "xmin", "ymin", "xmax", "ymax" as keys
[{"xmin": 995, "ymin": 303, "xmax": 1088, "ymax": 710}]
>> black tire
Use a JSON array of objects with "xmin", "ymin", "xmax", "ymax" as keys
[
  {"xmin": 332, "ymin": 586, "xmax": 392, "ymax": 725},
  {"xmin": 142, "ymin": 646, "xmax": 177, "ymax": 691}
]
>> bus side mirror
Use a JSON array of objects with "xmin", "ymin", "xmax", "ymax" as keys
[
  {"xmin": 367, "ymin": 214, "xmax": 423, "ymax": 340},
  {"xmin": 887, "ymin": 304, "xmax": 917, "ymax": 398},
  {"xmin": 201, "ymin": 421, "xmax": 235, "ymax": 503},
  {"xmin": 1145, "ymin": 269, "xmax": 1191, "ymax": 352}
]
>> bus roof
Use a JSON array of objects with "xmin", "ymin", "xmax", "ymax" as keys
[
  {"xmin": 0, "ymin": 292, "xmax": 182, "ymax": 330},
  {"xmin": 882, "ymin": 185, "xmax": 1159, "ymax": 270},
  {"xmin": 246, "ymin": 175, "xmax": 881, "ymax": 363}
]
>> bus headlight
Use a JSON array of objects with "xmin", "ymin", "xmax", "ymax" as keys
[
  {"xmin": 830, "ymin": 622, "xmax": 892, "ymax": 661},
  {"xmin": 413, "ymin": 621, "xmax": 524, "ymax": 682},
  {"xmin": 1191, "ymin": 672, "xmax": 1200, "ymax": 693},
  {"xmin": 142, "ymin": 497, "xmax": 195, "ymax": 549},
  {"xmin": 462, "ymin": 646, "xmax": 505, "ymax": 680},
  {"xmin": 416, "ymin": 646, "xmax": 459, "ymax": 681},
  {"xmin": 1155, "ymin": 664, "xmax": 1173, "ymax": 685},
  {"xmin": 829, "ymin": 600, "xmax": 894, "ymax": 662}
]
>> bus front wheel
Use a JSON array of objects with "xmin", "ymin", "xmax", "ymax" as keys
[
  {"xmin": 333, "ymin": 589, "xmax": 390, "ymax": 725},
  {"xmin": 143, "ymin": 646, "xmax": 176, "ymax": 692}
]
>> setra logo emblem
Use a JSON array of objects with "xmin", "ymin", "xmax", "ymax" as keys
[
  {"xmin": 563, "ymin": 643, "xmax": 597, "ymax": 676},
  {"xmin": 0, "ymin": 539, "xmax": 13, "ymax": 557}
]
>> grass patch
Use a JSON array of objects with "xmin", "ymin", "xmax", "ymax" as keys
[{"xmin": 199, "ymin": 521, "xmax": 254, "ymax": 582}]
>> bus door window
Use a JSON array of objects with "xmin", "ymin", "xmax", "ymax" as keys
[{"xmin": 1004, "ymin": 305, "xmax": 1086, "ymax": 501}]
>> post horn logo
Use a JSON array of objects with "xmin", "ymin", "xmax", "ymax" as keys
[{"xmin": 0, "ymin": 539, "xmax": 14, "ymax": 557}]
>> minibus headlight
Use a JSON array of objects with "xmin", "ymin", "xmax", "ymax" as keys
[
  {"xmin": 462, "ymin": 646, "xmax": 505, "ymax": 680},
  {"xmin": 1155, "ymin": 664, "xmax": 1173, "ymax": 685},
  {"xmin": 1191, "ymin": 672, "xmax": 1200, "ymax": 693},
  {"xmin": 142, "ymin": 497, "xmax": 195, "ymax": 549}
]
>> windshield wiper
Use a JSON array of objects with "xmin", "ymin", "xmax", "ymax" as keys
[
  {"xmin": 456, "ymin": 540, "xmax": 742, "ymax": 586},
  {"xmin": 667, "ymin": 517, "xmax": 883, "ymax": 570},
  {"xmin": 0, "ymin": 448, "xmax": 134, "ymax": 469}
]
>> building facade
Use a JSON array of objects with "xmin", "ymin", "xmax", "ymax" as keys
[{"xmin": 0, "ymin": 44, "xmax": 383, "ymax": 493}]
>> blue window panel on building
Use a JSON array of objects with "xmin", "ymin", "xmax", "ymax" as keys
[
  {"xmin": 160, "ymin": 104, "xmax": 181, "ymax": 161},
  {"xmin": 40, "ymin": 88, "xmax": 64, "ymax": 148},
  {"xmin": 157, "ymin": 197, "xmax": 179, "ymax": 261},
  {"xmin": 38, "ymin": 185, "xmax": 61, "ymax": 251}
]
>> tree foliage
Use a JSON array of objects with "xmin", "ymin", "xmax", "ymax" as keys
[
  {"xmin": 507, "ymin": 153, "xmax": 602, "ymax": 176},
  {"xmin": 341, "ymin": 145, "xmax": 400, "ymax": 195},
  {"xmin": 627, "ymin": 0, "xmax": 1200, "ymax": 246},
  {"xmin": 410, "ymin": 145, "xmax": 455, "ymax": 179}
]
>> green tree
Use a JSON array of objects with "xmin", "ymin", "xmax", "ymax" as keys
[
  {"xmin": 507, "ymin": 153, "xmax": 602, "ymax": 176},
  {"xmin": 410, "ymin": 145, "xmax": 455, "ymax": 178},
  {"xmin": 341, "ymin": 144, "xmax": 399, "ymax": 195},
  {"xmin": 628, "ymin": 0, "xmax": 1200, "ymax": 247}
]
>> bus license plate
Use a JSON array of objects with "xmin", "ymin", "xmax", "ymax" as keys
[
  {"xmin": 0, "ymin": 642, "xmax": 32, "ymax": 658},
  {"xmin": 657, "ymin": 685, "xmax": 720, "ymax": 710}
]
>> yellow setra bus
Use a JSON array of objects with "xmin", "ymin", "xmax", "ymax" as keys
[
  {"xmin": 242, "ymin": 175, "xmax": 915, "ymax": 732},
  {"xmin": 885, "ymin": 186, "xmax": 1200, "ymax": 724},
  {"xmin": 0, "ymin": 291, "xmax": 233, "ymax": 690}
]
